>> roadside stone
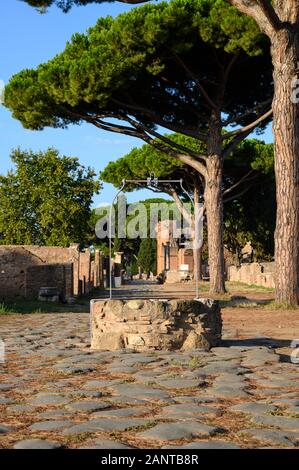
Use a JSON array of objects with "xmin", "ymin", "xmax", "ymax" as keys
[
  {"xmin": 112, "ymin": 384, "xmax": 172, "ymax": 402},
  {"xmin": 252, "ymin": 378, "xmax": 298, "ymax": 389},
  {"xmin": 28, "ymin": 393, "xmax": 70, "ymax": 406},
  {"xmin": 0, "ymin": 384, "xmax": 13, "ymax": 391},
  {"xmin": 14, "ymin": 439, "xmax": 63, "ymax": 449},
  {"xmin": 158, "ymin": 403, "xmax": 219, "ymax": 419},
  {"xmin": 164, "ymin": 440, "xmax": 240, "ymax": 449},
  {"xmin": 71, "ymin": 390, "xmax": 103, "ymax": 398},
  {"xmin": 63, "ymin": 418, "xmax": 153, "ymax": 435},
  {"xmin": 38, "ymin": 410, "xmax": 74, "ymax": 419},
  {"xmin": 80, "ymin": 439, "xmax": 133, "ymax": 449},
  {"xmin": 29, "ymin": 420, "xmax": 74, "ymax": 431},
  {"xmin": 201, "ymin": 363, "xmax": 241, "ymax": 375},
  {"xmin": 209, "ymin": 385, "xmax": 249, "ymax": 398},
  {"xmin": 91, "ymin": 407, "xmax": 149, "ymax": 418},
  {"xmin": 156, "ymin": 379, "xmax": 206, "ymax": 389},
  {"xmin": 230, "ymin": 402, "xmax": 277, "ymax": 415},
  {"xmin": 53, "ymin": 364, "xmax": 96, "ymax": 374},
  {"xmin": 0, "ymin": 398, "xmax": 14, "ymax": 405},
  {"xmin": 66, "ymin": 401, "xmax": 111, "ymax": 413},
  {"xmin": 239, "ymin": 428, "xmax": 299, "ymax": 447},
  {"xmin": 7, "ymin": 404, "xmax": 35, "ymax": 413},
  {"xmin": 137, "ymin": 422, "xmax": 225, "ymax": 441},
  {"xmin": 106, "ymin": 396, "xmax": 151, "ymax": 406},
  {"xmin": 250, "ymin": 415, "xmax": 299, "ymax": 431},
  {"xmin": 82, "ymin": 379, "xmax": 121, "ymax": 390},
  {"xmin": 241, "ymin": 348, "xmax": 280, "ymax": 367},
  {"xmin": 0, "ymin": 425, "xmax": 11, "ymax": 434}
]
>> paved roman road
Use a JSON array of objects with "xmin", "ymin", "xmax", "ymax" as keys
[{"xmin": 0, "ymin": 283, "xmax": 298, "ymax": 449}]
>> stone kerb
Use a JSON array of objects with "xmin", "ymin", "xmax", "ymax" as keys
[{"xmin": 90, "ymin": 298, "xmax": 222, "ymax": 351}]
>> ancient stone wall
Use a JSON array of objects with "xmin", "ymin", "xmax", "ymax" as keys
[
  {"xmin": 227, "ymin": 262, "xmax": 275, "ymax": 288},
  {"xmin": 25, "ymin": 264, "xmax": 73, "ymax": 300},
  {"xmin": 91, "ymin": 298, "xmax": 222, "ymax": 351},
  {"xmin": 0, "ymin": 245, "xmax": 103, "ymax": 300}
]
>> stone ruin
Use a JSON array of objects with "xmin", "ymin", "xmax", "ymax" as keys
[{"xmin": 91, "ymin": 298, "xmax": 222, "ymax": 351}]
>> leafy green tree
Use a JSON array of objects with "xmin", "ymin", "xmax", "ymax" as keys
[
  {"xmin": 102, "ymin": 136, "xmax": 275, "ymax": 268},
  {"xmin": 22, "ymin": 0, "xmax": 299, "ymax": 304},
  {"xmin": 21, "ymin": 0, "xmax": 129, "ymax": 13},
  {"xmin": 5, "ymin": 0, "xmax": 273, "ymax": 293},
  {"xmin": 138, "ymin": 238, "xmax": 157, "ymax": 276},
  {"xmin": 0, "ymin": 148, "xmax": 100, "ymax": 246},
  {"xmin": 90, "ymin": 197, "xmax": 172, "ymax": 272}
]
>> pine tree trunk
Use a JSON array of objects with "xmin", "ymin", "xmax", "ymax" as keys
[
  {"xmin": 204, "ymin": 155, "xmax": 226, "ymax": 294},
  {"xmin": 272, "ymin": 30, "xmax": 299, "ymax": 305}
]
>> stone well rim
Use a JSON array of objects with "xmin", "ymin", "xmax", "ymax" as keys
[{"xmin": 90, "ymin": 297, "xmax": 206, "ymax": 304}]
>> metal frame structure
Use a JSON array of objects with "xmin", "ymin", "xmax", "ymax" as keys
[{"xmin": 108, "ymin": 174, "xmax": 199, "ymax": 299}]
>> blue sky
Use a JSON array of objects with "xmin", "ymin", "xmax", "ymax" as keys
[{"xmin": 0, "ymin": 0, "xmax": 273, "ymax": 207}]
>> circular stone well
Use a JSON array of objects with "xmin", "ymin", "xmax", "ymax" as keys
[{"xmin": 90, "ymin": 298, "xmax": 222, "ymax": 351}]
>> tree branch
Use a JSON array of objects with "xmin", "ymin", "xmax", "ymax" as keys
[
  {"xmin": 222, "ymin": 107, "xmax": 273, "ymax": 141},
  {"xmin": 111, "ymin": 98, "xmax": 208, "ymax": 141},
  {"xmin": 222, "ymin": 129, "xmax": 253, "ymax": 159},
  {"xmin": 223, "ymin": 98, "xmax": 273, "ymax": 127},
  {"xmin": 227, "ymin": 0, "xmax": 283, "ymax": 37},
  {"xmin": 223, "ymin": 169, "xmax": 258, "ymax": 196},
  {"xmin": 62, "ymin": 106, "xmax": 208, "ymax": 178},
  {"xmin": 173, "ymin": 52, "xmax": 218, "ymax": 111},
  {"xmin": 122, "ymin": 114, "xmax": 208, "ymax": 164},
  {"xmin": 223, "ymin": 182, "xmax": 255, "ymax": 203}
]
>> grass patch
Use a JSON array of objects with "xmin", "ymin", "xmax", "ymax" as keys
[
  {"xmin": 262, "ymin": 301, "xmax": 299, "ymax": 311},
  {"xmin": 0, "ymin": 299, "xmax": 89, "ymax": 314},
  {"xmin": 226, "ymin": 281, "xmax": 274, "ymax": 293},
  {"xmin": 64, "ymin": 432, "xmax": 92, "ymax": 445},
  {"xmin": 188, "ymin": 357, "xmax": 204, "ymax": 369},
  {"xmin": 125, "ymin": 420, "xmax": 158, "ymax": 433},
  {"xmin": 0, "ymin": 302, "xmax": 11, "ymax": 314},
  {"xmin": 267, "ymin": 408, "xmax": 299, "ymax": 418}
]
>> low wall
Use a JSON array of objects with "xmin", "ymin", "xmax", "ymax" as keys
[
  {"xmin": 0, "ymin": 245, "xmax": 104, "ymax": 300},
  {"xmin": 91, "ymin": 298, "xmax": 222, "ymax": 351},
  {"xmin": 227, "ymin": 262, "xmax": 275, "ymax": 288},
  {"xmin": 25, "ymin": 264, "xmax": 73, "ymax": 300}
]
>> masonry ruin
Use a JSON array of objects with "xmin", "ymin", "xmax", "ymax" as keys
[
  {"xmin": 156, "ymin": 220, "xmax": 195, "ymax": 283},
  {"xmin": 0, "ymin": 244, "xmax": 105, "ymax": 301},
  {"xmin": 91, "ymin": 298, "xmax": 222, "ymax": 351}
]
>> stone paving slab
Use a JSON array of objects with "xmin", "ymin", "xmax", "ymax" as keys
[
  {"xmin": 63, "ymin": 418, "xmax": 154, "ymax": 435},
  {"xmin": 238, "ymin": 429, "xmax": 299, "ymax": 447},
  {"xmin": 66, "ymin": 400, "xmax": 111, "ymax": 413},
  {"xmin": 137, "ymin": 422, "xmax": 225, "ymax": 441},
  {"xmin": 79, "ymin": 439, "xmax": 133, "ymax": 449},
  {"xmin": 0, "ymin": 311, "xmax": 298, "ymax": 449},
  {"xmin": 14, "ymin": 439, "xmax": 63, "ymax": 449},
  {"xmin": 29, "ymin": 420, "xmax": 74, "ymax": 432},
  {"xmin": 164, "ymin": 440, "xmax": 241, "ymax": 449}
]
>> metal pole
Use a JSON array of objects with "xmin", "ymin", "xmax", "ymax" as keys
[
  {"xmin": 109, "ymin": 179, "xmax": 126, "ymax": 299},
  {"xmin": 179, "ymin": 179, "xmax": 199, "ymax": 299}
]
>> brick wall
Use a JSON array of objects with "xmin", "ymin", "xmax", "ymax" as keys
[
  {"xmin": 0, "ymin": 245, "xmax": 103, "ymax": 300},
  {"xmin": 25, "ymin": 264, "xmax": 73, "ymax": 300}
]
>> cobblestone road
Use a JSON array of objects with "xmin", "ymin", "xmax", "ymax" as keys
[{"xmin": 0, "ymin": 287, "xmax": 298, "ymax": 449}]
